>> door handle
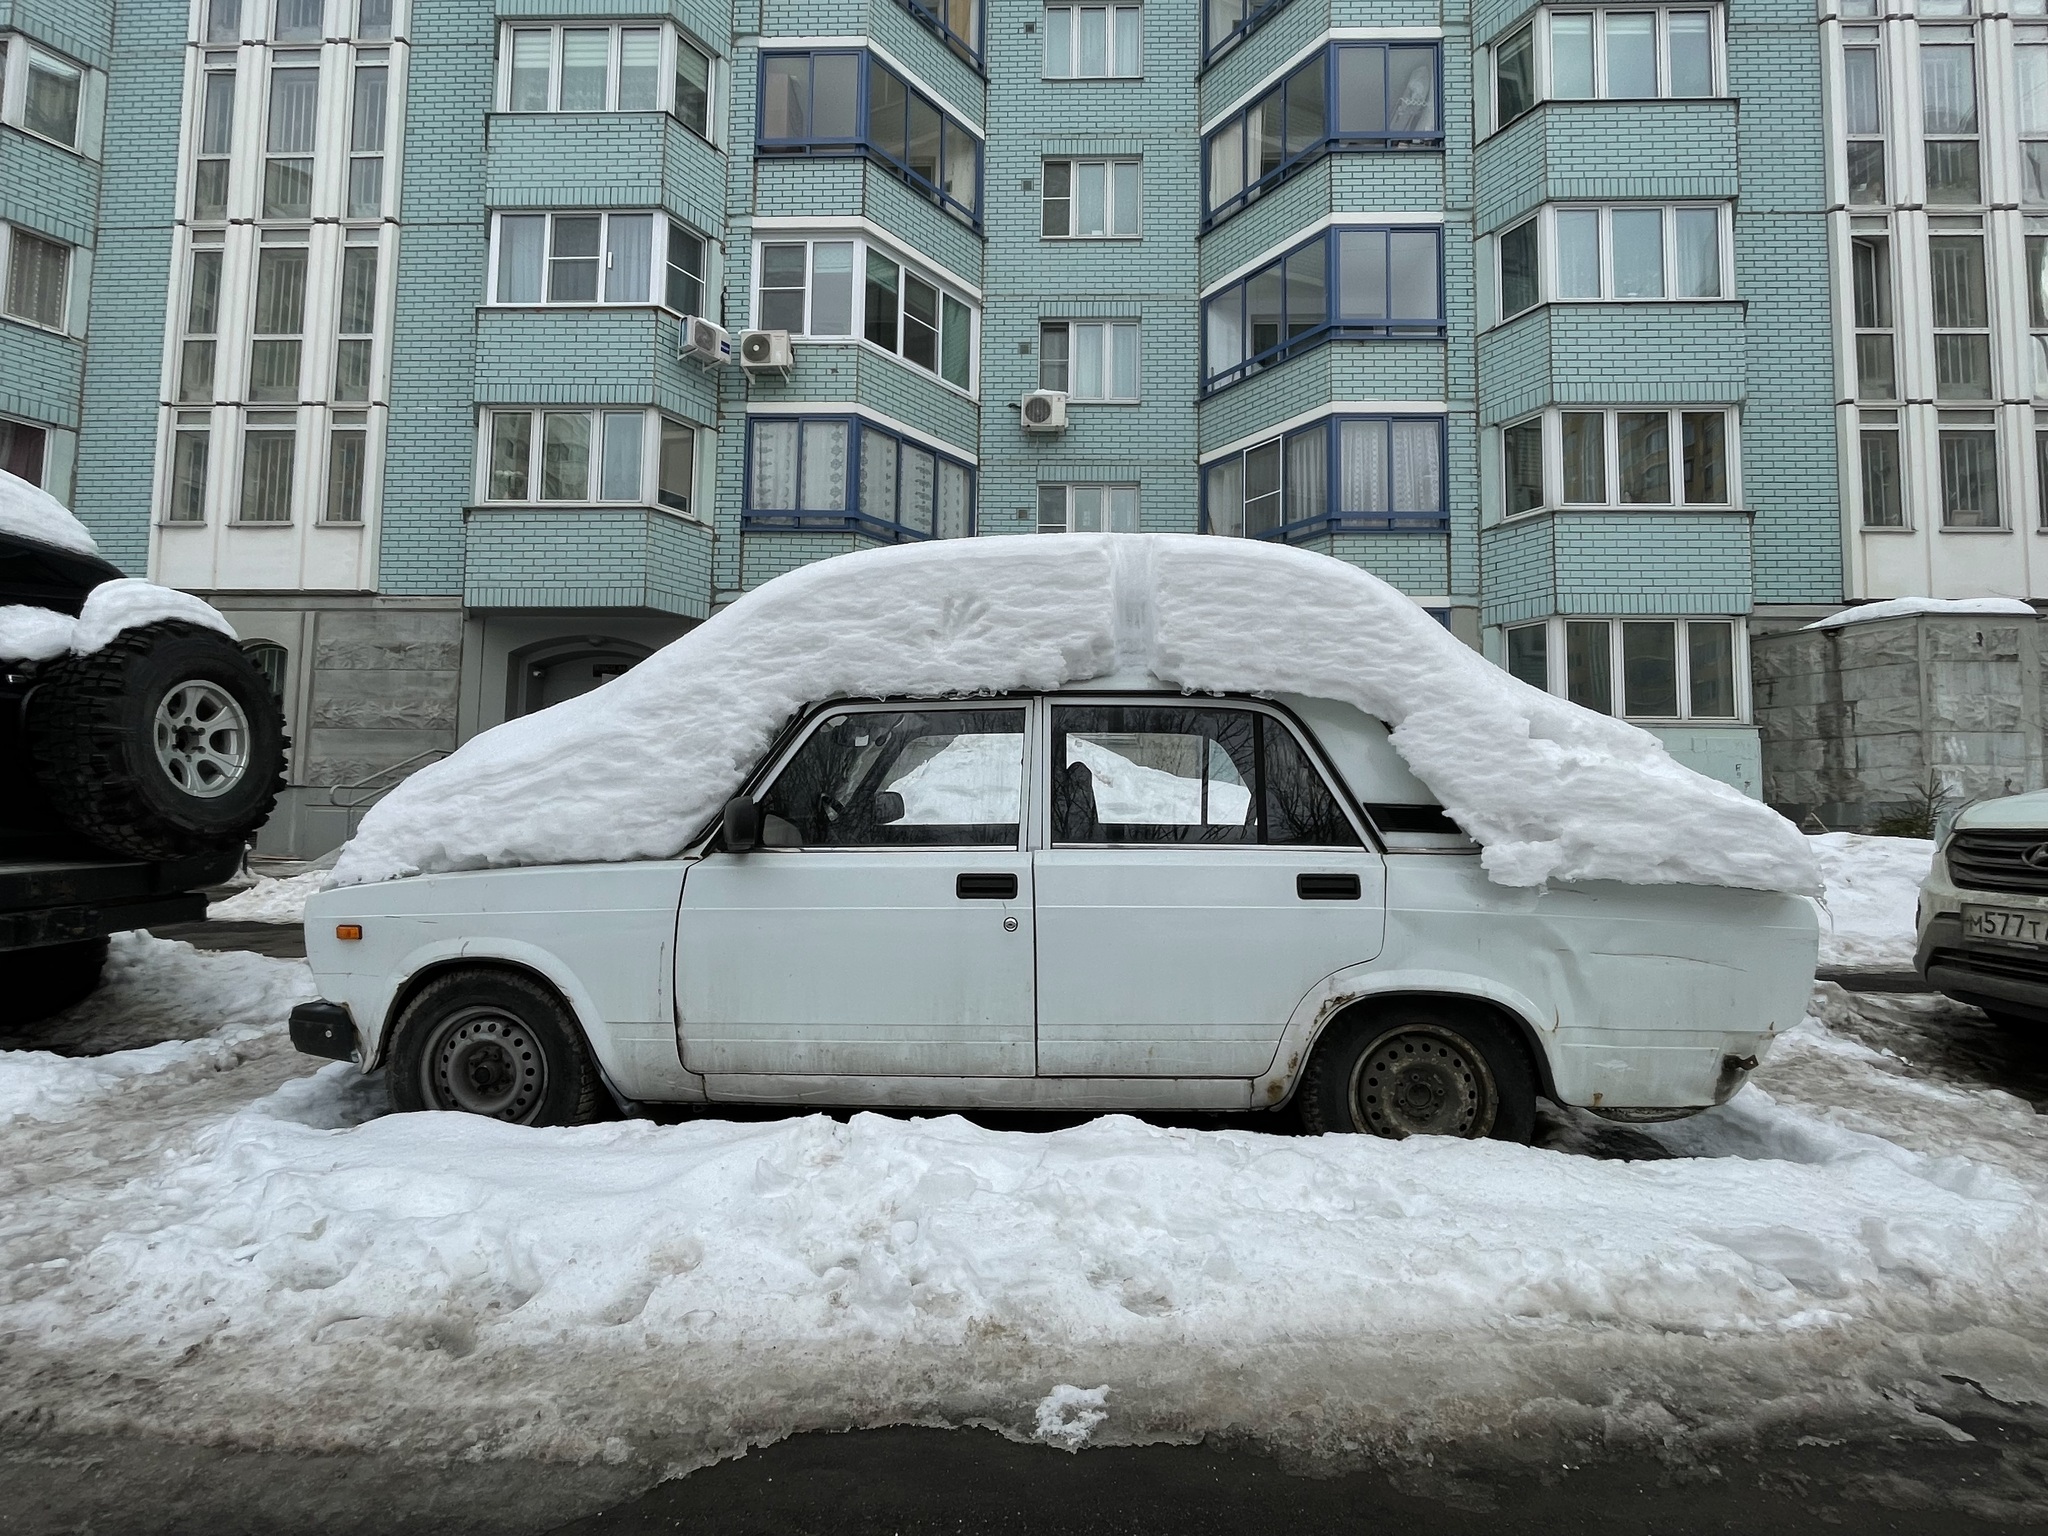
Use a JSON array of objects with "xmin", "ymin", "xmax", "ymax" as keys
[
  {"xmin": 1297, "ymin": 873, "xmax": 1362, "ymax": 901},
  {"xmin": 957, "ymin": 872, "xmax": 1019, "ymax": 900}
]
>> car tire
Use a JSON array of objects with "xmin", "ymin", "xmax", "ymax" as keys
[
  {"xmin": 25, "ymin": 622, "xmax": 288, "ymax": 861},
  {"xmin": 387, "ymin": 968, "xmax": 603, "ymax": 1127},
  {"xmin": 0, "ymin": 937, "xmax": 110, "ymax": 1029},
  {"xmin": 1298, "ymin": 1003, "xmax": 1537, "ymax": 1144}
]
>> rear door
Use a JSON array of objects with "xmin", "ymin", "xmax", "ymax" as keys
[{"xmin": 1032, "ymin": 701, "xmax": 1386, "ymax": 1077}]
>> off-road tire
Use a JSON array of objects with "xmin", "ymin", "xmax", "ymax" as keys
[
  {"xmin": 0, "ymin": 937, "xmax": 110, "ymax": 1028},
  {"xmin": 1298, "ymin": 1003, "xmax": 1538, "ymax": 1144},
  {"xmin": 25, "ymin": 622, "xmax": 287, "ymax": 860},
  {"xmin": 387, "ymin": 968, "xmax": 604, "ymax": 1127}
]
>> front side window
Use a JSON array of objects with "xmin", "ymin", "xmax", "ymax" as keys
[
  {"xmin": 335, "ymin": 243, "xmax": 377, "ymax": 401},
  {"xmin": 1929, "ymin": 232, "xmax": 1990, "ymax": 401},
  {"xmin": 753, "ymin": 237, "xmax": 974, "ymax": 391},
  {"xmin": 1042, "ymin": 159, "xmax": 1140, "ymax": 237},
  {"xmin": 1204, "ymin": 415, "xmax": 1446, "ymax": 539},
  {"xmin": 326, "ymin": 422, "xmax": 367, "ymax": 522},
  {"xmin": 3, "ymin": 225, "xmax": 68, "ymax": 330},
  {"xmin": 1499, "ymin": 407, "xmax": 1733, "ymax": 512},
  {"xmin": 1852, "ymin": 234, "xmax": 1895, "ymax": 400},
  {"xmin": 492, "ymin": 212, "xmax": 706, "ymax": 309},
  {"xmin": 746, "ymin": 415, "xmax": 973, "ymax": 540},
  {"xmin": 239, "ymin": 413, "xmax": 297, "ymax": 523},
  {"xmin": 1204, "ymin": 43, "xmax": 1440, "ymax": 225},
  {"xmin": 502, "ymin": 24, "xmax": 696, "ymax": 115},
  {"xmin": 1506, "ymin": 617, "xmax": 1742, "ymax": 720},
  {"xmin": 264, "ymin": 60, "xmax": 319, "ymax": 218},
  {"xmin": 249, "ymin": 244, "xmax": 307, "ymax": 402},
  {"xmin": 1203, "ymin": 227, "xmax": 1443, "ymax": 391},
  {"xmin": 1844, "ymin": 33, "xmax": 1886, "ymax": 204},
  {"xmin": 179, "ymin": 249, "xmax": 223, "ymax": 402},
  {"xmin": 1051, "ymin": 705, "xmax": 1360, "ymax": 847},
  {"xmin": 192, "ymin": 64, "xmax": 236, "ymax": 219},
  {"xmin": 1043, "ymin": 4, "xmax": 1140, "ymax": 77},
  {"xmin": 759, "ymin": 707, "xmax": 1025, "ymax": 849},
  {"xmin": 1921, "ymin": 30, "xmax": 1980, "ymax": 206},
  {"xmin": 482, "ymin": 407, "xmax": 695, "ymax": 509},
  {"xmin": 167, "ymin": 412, "xmax": 210, "ymax": 523},
  {"xmin": 1938, "ymin": 413, "xmax": 2000, "ymax": 527},
  {"xmin": 348, "ymin": 63, "xmax": 388, "ymax": 218},
  {"xmin": 1860, "ymin": 412, "xmax": 1903, "ymax": 527},
  {"xmin": 1040, "ymin": 321, "xmax": 1138, "ymax": 400},
  {"xmin": 1038, "ymin": 483, "xmax": 1139, "ymax": 532}
]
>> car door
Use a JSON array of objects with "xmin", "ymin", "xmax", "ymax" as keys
[
  {"xmin": 1033, "ymin": 700, "xmax": 1387, "ymax": 1077},
  {"xmin": 676, "ymin": 702, "xmax": 1036, "ymax": 1079}
]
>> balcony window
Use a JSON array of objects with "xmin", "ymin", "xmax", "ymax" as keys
[
  {"xmin": 1494, "ymin": 202, "xmax": 1730, "ymax": 318},
  {"xmin": 501, "ymin": 23, "xmax": 714, "ymax": 135},
  {"xmin": 903, "ymin": 0, "xmax": 983, "ymax": 69},
  {"xmin": 744, "ymin": 415, "xmax": 974, "ymax": 540},
  {"xmin": 326, "ymin": 425, "xmax": 367, "ymax": 522},
  {"xmin": 249, "ymin": 244, "xmax": 307, "ymax": 402},
  {"xmin": 1921, "ymin": 31, "xmax": 1980, "ymax": 205},
  {"xmin": 1493, "ymin": 5, "xmax": 1719, "ymax": 128},
  {"xmin": 757, "ymin": 50, "xmax": 982, "ymax": 226},
  {"xmin": 1844, "ymin": 34, "xmax": 1886, "ymax": 203},
  {"xmin": 1044, "ymin": 5, "xmax": 1140, "ymax": 78},
  {"xmin": 1860, "ymin": 411, "xmax": 1904, "ymax": 527},
  {"xmin": 1938, "ymin": 412, "xmax": 2001, "ymax": 527},
  {"xmin": 348, "ymin": 62, "xmax": 387, "ymax": 218},
  {"xmin": 1852, "ymin": 234, "xmax": 1895, "ymax": 400},
  {"xmin": 193, "ymin": 65, "xmax": 235, "ymax": 220},
  {"xmin": 263, "ymin": 60, "xmax": 319, "ymax": 218},
  {"xmin": 1498, "ymin": 407, "xmax": 1736, "ymax": 513},
  {"xmin": 1203, "ymin": 414, "xmax": 1447, "ymax": 539},
  {"xmin": 2, "ymin": 225, "xmax": 70, "ymax": 332},
  {"xmin": 167, "ymin": 414, "xmax": 210, "ymax": 523},
  {"xmin": 1929, "ymin": 231, "xmax": 1990, "ymax": 401},
  {"xmin": 1204, "ymin": 0, "xmax": 1289, "ymax": 63},
  {"xmin": 490, "ymin": 211, "xmax": 709, "ymax": 310},
  {"xmin": 1202, "ymin": 226, "xmax": 1443, "ymax": 392},
  {"xmin": 482, "ymin": 407, "xmax": 701, "ymax": 514},
  {"xmin": 751, "ymin": 235, "xmax": 976, "ymax": 391},
  {"xmin": 1502, "ymin": 616, "xmax": 1744, "ymax": 721},
  {"xmin": 238, "ymin": 413, "xmax": 298, "ymax": 523},
  {"xmin": 1204, "ymin": 43, "xmax": 1439, "ymax": 226},
  {"xmin": 178, "ymin": 250, "xmax": 222, "ymax": 402},
  {"xmin": 334, "ymin": 245, "xmax": 377, "ymax": 401}
]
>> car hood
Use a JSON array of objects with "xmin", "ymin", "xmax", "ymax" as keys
[{"xmin": 1955, "ymin": 789, "xmax": 2048, "ymax": 833}]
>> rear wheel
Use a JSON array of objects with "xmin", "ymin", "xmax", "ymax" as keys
[
  {"xmin": 0, "ymin": 937, "xmax": 110, "ymax": 1028},
  {"xmin": 1299, "ymin": 1004, "xmax": 1537, "ymax": 1144},
  {"xmin": 387, "ymin": 969, "xmax": 603, "ymax": 1127}
]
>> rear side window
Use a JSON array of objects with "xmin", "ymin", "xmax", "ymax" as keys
[
  {"xmin": 760, "ymin": 707, "xmax": 1025, "ymax": 846},
  {"xmin": 1051, "ymin": 705, "xmax": 1360, "ymax": 846}
]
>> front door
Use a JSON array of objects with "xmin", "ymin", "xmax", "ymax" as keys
[
  {"xmin": 677, "ymin": 704, "xmax": 1036, "ymax": 1078},
  {"xmin": 1033, "ymin": 702, "xmax": 1387, "ymax": 1077}
]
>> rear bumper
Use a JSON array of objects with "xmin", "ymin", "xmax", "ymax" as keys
[
  {"xmin": 1917, "ymin": 913, "xmax": 2048, "ymax": 1023},
  {"xmin": 289, "ymin": 999, "xmax": 360, "ymax": 1062},
  {"xmin": 0, "ymin": 848, "xmax": 241, "ymax": 951}
]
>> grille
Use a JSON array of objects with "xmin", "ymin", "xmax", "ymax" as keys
[
  {"xmin": 1947, "ymin": 829, "xmax": 2048, "ymax": 896},
  {"xmin": 1929, "ymin": 947, "xmax": 2046, "ymax": 985}
]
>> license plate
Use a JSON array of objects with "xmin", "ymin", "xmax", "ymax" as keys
[{"xmin": 1963, "ymin": 904, "xmax": 2048, "ymax": 947}]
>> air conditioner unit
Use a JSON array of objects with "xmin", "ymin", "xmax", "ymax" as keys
[
  {"xmin": 681, "ymin": 317, "xmax": 730, "ymax": 365},
  {"xmin": 739, "ymin": 328, "xmax": 794, "ymax": 371},
  {"xmin": 1020, "ymin": 391, "xmax": 1068, "ymax": 432}
]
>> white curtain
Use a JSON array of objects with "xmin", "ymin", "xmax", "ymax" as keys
[
  {"xmin": 605, "ymin": 215, "xmax": 652, "ymax": 303},
  {"xmin": 860, "ymin": 429, "xmax": 898, "ymax": 522},
  {"xmin": 751, "ymin": 421, "xmax": 798, "ymax": 509},
  {"xmin": 1391, "ymin": 420, "xmax": 1441, "ymax": 512},
  {"xmin": 937, "ymin": 461, "xmax": 971, "ymax": 538},
  {"xmin": 1339, "ymin": 419, "xmax": 1388, "ymax": 513},
  {"xmin": 901, "ymin": 444, "xmax": 936, "ymax": 532},
  {"xmin": 1285, "ymin": 424, "xmax": 1328, "ymax": 526},
  {"xmin": 800, "ymin": 421, "xmax": 847, "ymax": 510}
]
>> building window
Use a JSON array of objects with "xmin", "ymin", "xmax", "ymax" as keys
[
  {"xmin": 243, "ymin": 640, "xmax": 288, "ymax": 699},
  {"xmin": 675, "ymin": 37, "xmax": 711, "ymax": 136},
  {"xmin": 1504, "ymin": 616, "xmax": 1743, "ymax": 721},
  {"xmin": 1203, "ymin": 44, "xmax": 1440, "ymax": 226},
  {"xmin": 1929, "ymin": 231, "xmax": 1990, "ymax": 400},
  {"xmin": 751, "ymin": 236, "xmax": 976, "ymax": 391},
  {"xmin": 1498, "ymin": 407, "xmax": 1734, "ymax": 513},
  {"xmin": 1039, "ymin": 320, "xmax": 1138, "ymax": 401},
  {"xmin": 1852, "ymin": 233, "xmax": 1895, "ymax": 400},
  {"xmin": 2034, "ymin": 232, "xmax": 2048, "ymax": 397},
  {"xmin": 2037, "ymin": 424, "xmax": 2048, "ymax": 529},
  {"xmin": 326, "ymin": 424, "xmax": 367, "ymax": 521},
  {"xmin": 2, "ymin": 225, "xmax": 70, "ymax": 331},
  {"xmin": 1043, "ymin": 4, "xmax": 1140, "ymax": 78},
  {"xmin": 1493, "ymin": 6, "xmax": 1718, "ymax": 127},
  {"xmin": 490, "ymin": 212, "xmax": 708, "ymax": 309},
  {"xmin": 0, "ymin": 41, "xmax": 84, "ymax": 149},
  {"xmin": 239, "ymin": 413, "xmax": 297, "ymax": 523},
  {"xmin": 263, "ymin": 58, "xmax": 319, "ymax": 218},
  {"xmin": 481, "ymin": 407, "xmax": 698, "ymax": 512},
  {"xmin": 205, "ymin": 0, "xmax": 242, "ymax": 43},
  {"xmin": 356, "ymin": 0, "xmax": 390, "ymax": 41},
  {"xmin": 1202, "ymin": 226, "xmax": 1443, "ymax": 392},
  {"xmin": 334, "ymin": 244, "xmax": 377, "ymax": 401},
  {"xmin": 2022, "ymin": 37, "xmax": 2048, "ymax": 204},
  {"xmin": 274, "ymin": 0, "xmax": 323, "ymax": 44},
  {"xmin": 1860, "ymin": 410, "xmax": 1903, "ymax": 527},
  {"xmin": 192, "ymin": 62, "xmax": 235, "ymax": 220},
  {"xmin": 179, "ymin": 250, "xmax": 222, "ymax": 402},
  {"xmin": 1921, "ymin": 29, "xmax": 1980, "ymax": 206},
  {"xmin": 1499, "ymin": 217, "xmax": 1538, "ymax": 317},
  {"xmin": 757, "ymin": 51, "xmax": 982, "ymax": 227},
  {"xmin": 249, "ymin": 243, "xmax": 307, "ymax": 402},
  {"xmin": 744, "ymin": 415, "xmax": 974, "ymax": 540},
  {"xmin": 1204, "ymin": 415, "xmax": 1447, "ymax": 540},
  {"xmin": 504, "ymin": 24, "xmax": 664, "ymax": 112},
  {"xmin": 902, "ymin": 0, "xmax": 982, "ymax": 69},
  {"xmin": 348, "ymin": 60, "xmax": 387, "ymax": 218},
  {"xmin": 1039, "ymin": 483, "xmax": 1138, "ymax": 532},
  {"xmin": 1204, "ymin": 0, "xmax": 1288, "ymax": 63},
  {"xmin": 167, "ymin": 413, "xmax": 210, "ymax": 522},
  {"xmin": 1496, "ymin": 203, "xmax": 1729, "ymax": 317},
  {"xmin": 1042, "ymin": 158, "xmax": 1140, "ymax": 238},
  {"xmin": 1843, "ymin": 30, "xmax": 1886, "ymax": 204},
  {"xmin": 1938, "ymin": 412, "xmax": 2001, "ymax": 527},
  {"xmin": 0, "ymin": 417, "xmax": 48, "ymax": 486}
]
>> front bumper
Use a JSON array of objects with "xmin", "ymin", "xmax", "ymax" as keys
[
  {"xmin": 1917, "ymin": 912, "xmax": 2048, "ymax": 1023},
  {"xmin": 289, "ymin": 999, "xmax": 360, "ymax": 1062}
]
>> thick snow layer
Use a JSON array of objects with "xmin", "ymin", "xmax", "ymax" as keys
[
  {"xmin": 3, "ymin": 938, "xmax": 2046, "ymax": 1475},
  {"xmin": 208, "ymin": 869, "xmax": 330, "ymax": 924},
  {"xmin": 1806, "ymin": 596, "xmax": 2037, "ymax": 630},
  {"xmin": 0, "ymin": 577, "xmax": 237, "ymax": 662},
  {"xmin": 1813, "ymin": 833, "xmax": 1934, "ymax": 969},
  {"xmin": 336, "ymin": 536, "xmax": 1815, "ymax": 894},
  {"xmin": 0, "ymin": 467, "xmax": 97, "ymax": 556}
]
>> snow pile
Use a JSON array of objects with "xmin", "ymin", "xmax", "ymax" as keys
[
  {"xmin": 209, "ymin": 869, "xmax": 331, "ymax": 925},
  {"xmin": 1813, "ymin": 833, "xmax": 1934, "ymax": 969},
  {"xmin": 336, "ymin": 536, "xmax": 1815, "ymax": 894},
  {"xmin": 1806, "ymin": 596, "xmax": 2037, "ymax": 631},
  {"xmin": 0, "ymin": 466, "xmax": 97, "ymax": 556},
  {"xmin": 0, "ymin": 577, "xmax": 238, "ymax": 662}
]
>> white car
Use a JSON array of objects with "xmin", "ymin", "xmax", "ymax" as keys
[
  {"xmin": 291, "ymin": 673, "xmax": 1818, "ymax": 1141},
  {"xmin": 1916, "ymin": 788, "xmax": 2048, "ymax": 1025}
]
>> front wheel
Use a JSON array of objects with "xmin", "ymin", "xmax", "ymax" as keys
[
  {"xmin": 387, "ymin": 969, "xmax": 603, "ymax": 1127},
  {"xmin": 1298, "ymin": 1005, "xmax": 1537, "ymax": 1144}
]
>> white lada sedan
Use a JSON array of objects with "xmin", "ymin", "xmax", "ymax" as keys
[{"xmin": 291, "ymin": 675, "xmax": 1818, "ymax": 1142}]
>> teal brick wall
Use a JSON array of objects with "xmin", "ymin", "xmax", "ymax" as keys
[
  {"xmin": 1480, "ymin": 511, "xmax": 1755, "ymax": 626},
  {"xmin": 0, "ymin": 0, "xmax": 114, "ymax": 69},
  {"xmin": 466, "ymin": 507, "xmax": 714, "ymax": 615}
]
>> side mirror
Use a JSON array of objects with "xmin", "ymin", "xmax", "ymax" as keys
[
  {"xmin": 874, "ymin": 790, "xmax": 905, "ymax": 825},
  {"xmin": 722, "ymin": 795, "xmax": 761, "ymax": 852}
]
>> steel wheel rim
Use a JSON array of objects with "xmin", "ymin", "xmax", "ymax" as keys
[
  {"xmin": 1348, "ymin": 1024, "xmax": 1497, "ymax": 1139},
  {"xmin": 153, "ymin": 680, "xmax": 250, "ymax": 799},
  {"xmin": 420, "ymin": 1006, "xmax": 549, "ymax": 1122}
]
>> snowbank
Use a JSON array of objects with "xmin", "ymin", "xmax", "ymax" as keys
[
  {"xmin": 208, "ymin": 869, "xmax": 330, "ymax": 925},
  {"xmin": 0, "ymin": 467, "xmax": 98, "ymax": 556},
  {"xmin": 0, "ymin": 577, "xmax": 238, "ymax": 662},
  {"xmin": 1813, "ymin": 833, "xmax": 1934, "ymax": 969},
  {"xmin": 1806, "ymin": 596, "xmax": 2036, "ymax": 630},
  {"xmin": 336, "ymin": 537, "xmax": 1815, "ymax": 894}
]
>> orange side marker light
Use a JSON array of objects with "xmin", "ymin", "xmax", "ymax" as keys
[{"xmin": 335, "ymin": 924, "xmax": 363, "ymax": 941}]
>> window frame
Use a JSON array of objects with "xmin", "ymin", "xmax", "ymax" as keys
[
  {"xmin": 748, "ymin": 233, "xmax": 978, "ymax": 394},
  {"xmin": 900, "ymin": 0, "xmax": 985, "ymax": 71},
  {"xmin": 1489, "ymin": 3, "xmax": 1723, "ymax": 130},
  {"xmin": 1201, "ymin": 225, "xmax": 1446, "ymax": 393},
  {"xmin": 1496, "ymin": 406, "xmax": 1739, "ymax": 514},
  {"xmin": 1037, "ymin": 482, "xmax": 1140, "ymax": 532},
  {"xmin": 1843, "ymin": 27, "xmax": 1888, "ymax": 205},
  {"xmin": 487, "ymin": 210, "xmax": 713, "ymax": 311},
  {"xmin": 1042, "ymin": 4, "xmax": 1143, "ymax": 79},
  {"xmin": 742, "ymin": 412, "xmax": 976, "ymax": 541},
  {"xmin": 476, "ymin": 405, "xmax": 704, "ymax": 515},
  {"xmin": 1200, "ymin": 413, "xmax": 1450, "ymax": 540},
  {"xmin": 1499, "ymin": 615, "xmax": 1749, "ymax": 723},
  {"xmin": 498, "ymin": 20, "xmax": 716, "ymax": 138},
  {"xmin": 1202, "ymin": 42, "xmax": 1443, "ymax": 229},
  {"xmin": 1, "ymin": 36, "xmax": 90, "ymax": 153},
  {"xmin": 755, "ymin": 49, "xmax": 984, "ymax": 228},
  {"xmin": 1495, "ymin": 202, "xmax": 1733, "ymax": 320},
  {"xmin": 1919, "ymin": 25, "xmax": 1982, "ymax": 208},
  {"xmin": 0, "ymin": 222, "xmax": 73, "ymax": 334},
  {"xmin": 1041, "ymin": 157, "xmax": 1142, "ymax": 239},
  {"xmin": 1203, "ymin": 0, "xmax": 1292, "ymax": 65},
  {"xmin": 1038, "ymin": 320, "xmax": 1141, "ymax": 401}
]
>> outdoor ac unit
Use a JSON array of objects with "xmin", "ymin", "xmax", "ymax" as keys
[
  {"xmin": 739, "ymin": 329, "xmax": 794, "ymax": 371},
  {"xmin": 1020, "ymin": 391, "xmax": 1068, "ymax": 432},
  {"xmin": 681, "ymin": 317, "xmax": 731, "ymax": 365}
]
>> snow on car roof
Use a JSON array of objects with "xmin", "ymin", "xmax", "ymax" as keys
[
  {"xmin": 0, "ymin": 468, "xmax": 100, "ymax": 557},
  {"xmin": 334, "ymin": 535, "xmax": 1818, "ymax": 894}
]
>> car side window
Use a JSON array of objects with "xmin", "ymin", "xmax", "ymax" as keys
[
  {"xmin": 1262, "ymin": 715, "xmax": 1361, "ymax": 846},
  {"xmin": 758, "ymin": 707, "xmax": 1026, "ymax": 847}
]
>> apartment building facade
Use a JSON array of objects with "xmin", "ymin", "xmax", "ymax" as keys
[{"xmin": 2, "ymin": 0, "xmax": 1840, "ymax": 855}]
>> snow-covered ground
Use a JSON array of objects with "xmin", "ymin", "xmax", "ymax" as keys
[
  {"xmin": 207, "ymin": 868, "xmax": 330, "ymax": 925},
  {"xmin": 1813, "ymin": 832, "xmax": 1934, "ymax": 969},
  {"xmin": 4, "ymin": 924, "xmax": 2045, "ymax": 1481}
]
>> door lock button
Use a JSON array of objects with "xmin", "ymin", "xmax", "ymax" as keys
[{"xmin": 1003, "ymin": 915, "xmax": 1019, "ymax": 932}]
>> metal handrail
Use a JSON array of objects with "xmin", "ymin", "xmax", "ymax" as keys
[{"xmin": 325, "ymin": 747, "xmax": 449, "ymax": 814}]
